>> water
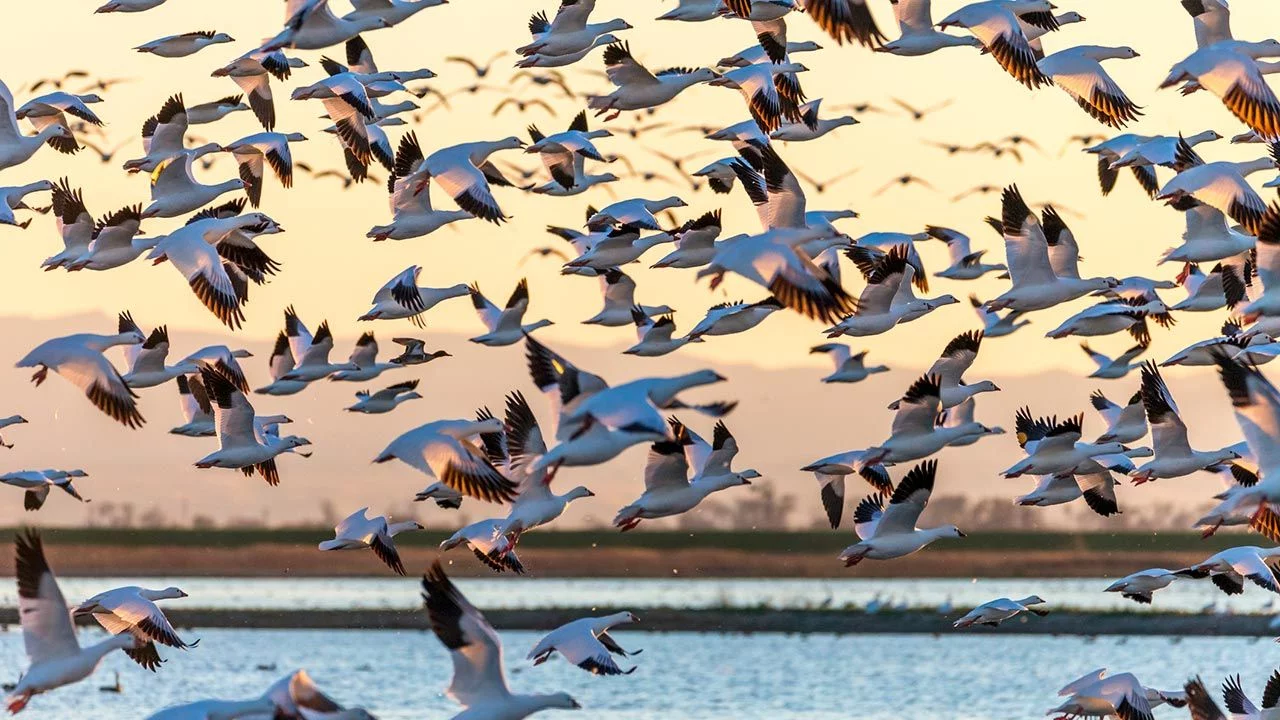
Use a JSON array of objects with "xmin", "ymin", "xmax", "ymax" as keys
[
  {"xmin": 11, "ymin": 575, "xmax": 1278, "ymax": 614},
  {"xmin": 0, "ymin": 629, "xmax": 1273, "ymax": 719}
]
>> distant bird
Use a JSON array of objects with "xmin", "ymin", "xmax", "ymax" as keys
[
  {"xmin": 810, "ymin": 344, "xmax": 888, "ymax": 384},
  {"xmin": 1104, "ymin": 569, "xmax": 1179, "ymax": 604},
  {"xmin": 346, "ymin": 379, "xmax": 423, "ymax": 414},
  {"xmin": 135, "ymin": 31, "xmax": 234, "ymax": 58},
  {"xmin": 528, "ymin": 612, "xmax": 641, "ymax": 676},
  {"xmin": 318, "ymin": 507, "xmax": 423, "ymax": 575},
  {"xmin": 1081, "ymin": 341, "xmax": 1146, "ymax": 380},
  {"xmin": 17, "ymin": 312, "xmax": 145, "ymax": 428},
  {"xmin": 469, "ymin": 279, "xmax": 554, "ymax": 346},
  {"xmin": 891, "ymin": 97, "xmax": 953, "ymax": 121},
  {"xmin": 952, "ymin": 596, "xmax": 1048, "ymax": 628},
  {"xmin": 838, "ymin": 460, "xmax": 965, "ymax": 566},
  {"xmin": 389, "ymin": 337, "xmax": 451, "ymax": 366}
]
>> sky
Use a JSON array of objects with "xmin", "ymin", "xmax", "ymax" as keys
[{"xmin": 0, "ymin": 0, "xmax": 1276, "ymax": 531}]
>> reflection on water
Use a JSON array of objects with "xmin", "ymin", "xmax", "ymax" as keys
[
  {"xmin": 0, "ymin": 630, "xmax": 1273, "ymax": 719},
  {"xmin": 3, "ymin": 576, "xmax": 1276, "ymax": 614}
]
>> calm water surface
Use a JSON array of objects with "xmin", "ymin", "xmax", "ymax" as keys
[
  {"xmin": 0, "ymin": 630, "xmax": 1274, "ymax": 719},
  {"xmin": 6, "ymin": 575, "xmax": 1277, "ymax": 614}
]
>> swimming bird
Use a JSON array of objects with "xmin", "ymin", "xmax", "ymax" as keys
[
  {"xmin": 16, "ymin": 312, "xmax": 145, "ymax": 427},
  {"xmin": 952, "ymin": 596, "xmax": 1048, "ymax": 627},
  {"xmin": 318, "ymin": 507, "xmax": 423, "ymax": 575},
  {"xmin": 810, "ymin": 344, "xmax": 888, "ymax": 384},
  {"xmin": 470, "ymin": 279, "xmax": 553, "ymax": 346},
  {"xmin": 422, "ymin": 561, "xmax": 580, "ymax": 716},
  {"xmin": 359, "ymin": 265, "xmax": 470, "ymax": 327},
  {"xmin": 72, "ymin": 585, "xmax": 194, "ymax": 671},
  {"xmin": 346, "ymin": 379, "xmax": 422, "ymax": 414},
  {"xmin": 528, "ymin": 612, "xmax": 640, "ymax": 676},
  {"xmin": 839, "ymin": 460, "xmax": 965, "ymax": 566},
  {"xmin": 5, "ymin": 530, "xmax": 138, "ymax": 713}
]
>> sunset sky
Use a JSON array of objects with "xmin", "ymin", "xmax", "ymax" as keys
[{"xmin": 0, "ymin": 0, "xmax": 1274, "ymax": 530}]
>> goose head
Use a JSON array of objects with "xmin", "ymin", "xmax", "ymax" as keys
[
  {"xmin": 540, "ymin": 693, "xmax": 581, "ymax": 711},
  {"xmin": 280, "ymin": 436, "xmax": 312, "ymax": 450},
  {"xmin": 935, "ymin": 525, "xmax": 966, "ymax": 539},
  {"xmin": 1243, "ymin": 39, "xmax": 1280, "ymax": 59},
  {"xmin": 145, "ymin": 587, "xmax": 189, "ymax": 600},
  {"xmin": 599, "ymin": 18, "xmax": 633, "ymax": 33},
  {"xmin": 208, "ymin": 32, "xmax": 235, "ymax": 45},
  {"xmin": 564, "ymin": 486, "xmax": 595, "ymax": 501}
]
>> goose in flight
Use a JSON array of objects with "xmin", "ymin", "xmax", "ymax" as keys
[
  {"xmin": 953, "ymin": 596, "xmax": 1048, "ymax": 628},
  {"xmin": 838, "ymin": 460, "xmax": 965, "ymax": 566},
  {"xmin": 583, "ymin": 268, "xmax": 674, "ymax": 326},
  {"xmin": 318, "ymin": 507, "xmax": 423, "ymax": 575},
  {"xmin": 5, "ymin": 530, "xmax": 139, "ymax": 713},
  {"xmin": 144, "ymin": 220, "xmax": 250, "ymax": 330},
  {"xmin": 254, "ymin": 331, "xmax": 307, "ymax": 397},
  {"xmin": 346, "ymin": 379, "xmax": 422, "ymax": 414},
  {"xmin": 422, "ymin": 561, "xmax": 581, "ymax": 716},
  {"xmin": 123, "ymin": 95, "xmax": 206, "ymax": 174},
  {"xmin": 15, "ymin": 91, "xmax": 103, "ymax": 155},
  {"xmin": 66, "ymin": 205, "xmax": 149, "ymax": 272},
  {"xmin": 374, "ymin": 417, "xmax": 517, "ymax": 503},
  {"xmin": 122, "ymin": 325, "xmax": 198, "ymax": 389},
  {"xmin": 686, "ymin": 298, "xmax": 784, "ymax": 339},
  {"xmin": 343, "ymin": 0, "xmax": 449, "ymax": 28},
  {"xmin": 1000, "ymin": 410, "xmax": 1125, "ymax": 479},
  {"xmin": 1081, "ymin": 341, "xmax": 1146, "ymax": 379},
  {"xmin": 810, "ymin": 344, "xmax": 888, "ymax": 384},
  {"xmin": 262, "ymin": 0, "xmax": 392, "ymax": 52},
  {"xmin": 390, "ymin": 336, "xmax": 451, "ymax": 366},
  {"xmin": 863, "ymin": 374, "xmax": 996, "ymax": 466},
  {"xmin": 1013, "ymin": 468, "xmax": 1122, "ymax": 517},
  {"xmin": 368, "ymin": 132, "xmax": 475, "ymax": 241},
  {"xmin": 891, "ymin": 331, "xmax": 998, "ymax": 410},
  {"xmin": 0, "ymin": 180, "xmax": 52, "ymax": 230},
  {"xmin": 1217, "ymin": 669, "xmax": 1280, "ymax": 719},
  {"xmin": 1157, "ymin": 138, "xmax": 1273, "ymax": 236},
  {"xmin": 415, "ymin": 482, "xmax": 463, "ymax": 510},
  {"xmin": 193, "ymin": 362, "xmax": 312, "ymax": 486},
  {"xmin": 970, "ymin": 295, "xmax": 1029, "ymax": 338},
  {"xmin": 927, "ymin": 226, "xmax": 1007, "ymax": 280},
  {"xmin": 0, "ymin": 415, "xmax": 28, "ymax": 448},
  {"xmin": 329, "ymin": 332, "xmax": 400, "ymax": 381},
  {"xmin": 1131, "ymin": 361, "xmax": 1241, "ymax": 483},
  {"xmin": 799, "ymin": 450, "xmax": 892, "ymax": 529},
  {"xmin": 587, "ymin": 41, "xmax": 717, "ymax": 120},
  {"xmin": 72, "ymin": 585, "xmax": 194, "ymax": 672},
  {"xmin": 937, "ymin": 1, "xmax": 1059, "ymax": 90},
  {"xmin": 0, "ymin": 469, "xmax": 88, "ymax": 511},
  {"xmin": 186, "ymin": 94, "xmax": 249, "ymax": 124},
  {"xmin": 407, "ymin": 136, "xmax": 527, "ymax": 224},
  {"xmin": 40, "ymin": 178, "xmax": 93, "ymax": 271},
  {"xmin": 440, "ymin": 518, "xmax": 526, "ymax": 573},
  {"xmin": 170, "ymin": 375, "xmax": 214, "ymax": 437},
  {"xmin": 625, "ymin": 309, "xmax": 699, "ymax": 357},
  {"xmin": 1103, "ymin": 569, "xmax": 1179, "ymax": 605},
  {"xmin": 877, "ymin": 0, "xmax": 981, "ymax": 56},
  {"xmin": 223, "ymin": 132, "xmax": 306, "ymax": 207},
  {"xmin": 1038, "ymin": 46, "xmax": 1143, "ymax": 128},
  {"xmin": 212, "ymin": 49, "xmax": 308, "ymax": 131},
  {"xmin": 1049, "ymin": 670, "xmax": 1177, "ymax": 720},
  {"xmin": 1170, "ymin": 261, "xmax": 1247, "ymax": 312},
  {"xmin": 359, "ymin": 265, "xmax": 470, "ymax": 326},
  {"xmin": 1091, "ymin": 389, "xmax": 1148, "ymax": 444},
  {"xmin": 135, "ymin": 31, "xmax": 234, "ymax": 58},
  {"xmin": 528, "ymin": 612, "xmax": 640, "ymax": 676},
  {"xmin": 1175, "ymin": 545, "xmax": 1280, "ymax": 595},
  {"xmin": 1161, "ymin": 39, "xmax": 1280, "ymax": 141},
  {"xmin": 143, "ymin": 149, "xmax": 247, "ymax": 219},
  {"xmin": 16, "ymin": 312, "xmax": 145, "ymax": 428},
  {"xmin": 0, "ymin": 79, "xmax": 73, "ymax": 170},
  {"xmin": 470, "ymin": 279, "xmax": 554, "ymax": 346}
]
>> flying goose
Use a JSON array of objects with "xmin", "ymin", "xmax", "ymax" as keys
[
  {"xmin": 440, "ymin": 518, "xmax": 526, "ymax": 573},
  {"xmin": 863, "ymin": 374, "xmax": 995, "ymax": 466},
  {"xmin": 1091, "ymin": 389, "xmax": 1147, "ymax": 444},
  {"xmin": 1162, "ymin": 40, "xmax": 1280, "ymax": 141},
  {"xmin": 1104, "ymin": 569, "xmax": 1179, "ymax": 605},
  {"xmin": 657, "ymin": 0, "xmax": 719, "ymax": 22},
  {"xmin": 276, "ymin": 313, "xmax": 355, "ymax": 383},
  {"xmin": 0, "ymin": 415, "xmax": 28, "ymax": 448},
  {"xmin": 770, "ymin": 98, "xmax": 858, "ymax": 141},
  {"xmin": 1218, "ymin": 669, "xmax": 1280, "ymax": 719},
  {"xmin": 359, "ymin": 264, "xmax": 470, "ymax": 326},
  {"xmin": 1013, "ymin": 469, "xmax": 1122, "ymax": 517},
  {"xmin": 927, "ymin": 226, "xmax": 1007, "ymax": 280},
  {"xmin": 1112, "ymin": 130, "xmax": 1222, "ymax": 169},
  {"xmin": 399, "ymin": 137, "xmax": 526, "ymax": 224},
  {"xmin": 143, "ymin": 148, "xmax": 246, "ymax": 219},
  {"xmin": 0, "ymin": 180, "xmax": 52, "ymax": 229},
  {"xmin": 583, "ymin": 268, "xmax": 674, "ymax": 326},
  {"xmin": 953, "ymin": 596, "xmax": 1048, "ymax": 628},
  {"xmin": 528, "ymin": 612, "xmax": 640, "ymax": 676},
  {"xmin": 936, "ymin": 1, "xmax": 1058, "ymax": 90},
  {"xmin": 708, "ymin": 62, "xmax": 809, "ymax": 134},
  {"xmin": 262, "ymin": 0, "xmax": 392, "ymax": 51},
  {"xmin": 470, "ymin": 279, "xmax": 553, "ymax": 346},
  {"xmin": 877, "ymin": 0, "xmax": 982, "ymax": 56},
  {"xmin": 193, "ymin": 362, "xmax": 311, "ymax": 486},
  {"xmin": 1049, "ymin": 670, "xmax": 1172, "ymax": 720},
  {"xmin": 66, "ymin": 205, "xmax": 149, "ymax": 271},
  {"xmin": 223, "ymin": 132, "xmax": 305, "ymax": 207},
  {"xmin": 1175, "ymin": 545, "xmax": 1280, "ymax": 595},
  {"xmin": 838, "ymin": 460, "xmax": 965, "ymax": 566},
  {"xmin": 1160, "ymin": 201, "xmax": 1254, "ymax": 265},
  {"xmin": 186, "ymin": 94, "xmax": 249, "ymax": 124},
  {"xmin": 212, "ymin": 49, "xmax": 307, "ymax": 131},
  {"xmin": 390, "ymin": 336, "xmax": 451, "ymax": 366},
  {"xmin": 686, "ymin": 297, "xmax": 784, "ymax": 339},
  {"xmin": 342, "ymin": 0, "xmax": 448, "ymax": 27},
  {"xmin": 367, "ymin": 131, "xmax": 475, "ymax": 240},
  {"xmin": 1000, "ymin": 410, "xmax": 1124, "ymax": 478},
  {"xmin": 4, "ymin": 531, "xmax": 139, "ymax": 713},
  {"xmin": 329, "ymin": 332, "xmax": 400, "ymax": 381},
  {"xmin": 15, "ymin": 92, "xmax": 102, "ymax": 154},
  {"xmin": 374, "ymin": 417, "xmax": 517, "ymax": 502},
  {"xmin": 170, "ymin": 375, "xmax": 214, "ymax": 437},
  {"xmin": 587, "ymin": 196, "xmax": 686, "ymax": 232},
  {"xmin": 970, "ymin": 295, "xmax": 1029, "ymax": 338},
  {"xmin": 810, "ymin": 344, "xmax": 888, "ymax": 384},
  {"xmin": 40, "ymin": 178, "xmax": 93, "ymax": 271},
  {"xmin": 587, "ymin": 42, "xmax": 717, "ymax": 119},
  {"xmin": 824, "ymin": 245, "xmax": 923, "ymax": 337},
  {"xmin": 347, "ymin": 379, "xmax": 422, "ymax": 414},
  {"xmin": 1131, "ymin": 361, "xmax": 1242, "ymax": 482},
  {"xmin": 1045, "ymin": 297, "xmax": 1173, "ymax": 344},
  {"xmin": 414, "ymin": 481, "xmax": 463, "ymax": 509},
  {"xmin": 135, "ymin": 31, "xmax": 234, "ymax": 58},
  {"xmin": 1157, "ymin": 139, "xmax": 1273, "ymax": 235},
  {"xmin": 614, "ymin": 419, "xmax": 757, "ymax": 531},
  {"xmin": 121, "ymin": 325, "xmax": 198, "ymax": 389},
  {"xmin": 1171, "ymin": 262, "xmax": 1247, "ymax": 311},
  {"xmin": 1038, "ymin": 46, "xmax": 1143, "ymax": 128},
  {"xmin": 1084, "ymin": 133, "xmax": 1159, "ymax": 197},
  {"xmin": 892, "ymin": 331, "xmax": 998, "ymax": 409},
  {"xmin": 517, "ymin": 2, "xmax": 631, "ymax": 58},
  {"xmin": 318, "ymin": 507, "xmax": 423, "ymax": 575},
  {"xmin": 145, "ymin": 222, "xmax": 249, "ymax": 330},
  {"xmin": 16, "ymin": 312, "xmax": 145, "ymax": 427},
  {"xmin": 0, "ymin": 469, "xmax": 88, "ymax": 511},
  {"xmin": 625, "ymin": 309, "xmax": 698, "ymax": 357},
  {"xmin": 0, "ymin": 79, "xmax": 72, "ymax": 170},
  {"xmin": 123, "ymin": 94, "xmax": 200, "ymax": 173},
  {"xmin": 1081, "ymin": 341, "xmax": 1146, "ymax": 379},
  {"xmin": 72, "ymin": 585, "xmax": 193, "ymax": 671}
]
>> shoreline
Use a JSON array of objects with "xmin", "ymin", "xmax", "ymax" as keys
[{"xmin": 18, "ymin": 608, "xmax": 1277, "ymax": 636}]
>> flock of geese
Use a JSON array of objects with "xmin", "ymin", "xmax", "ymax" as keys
[{"xmin": 7, "ymin": 0, "xmax": 1280, "ymax": 717}]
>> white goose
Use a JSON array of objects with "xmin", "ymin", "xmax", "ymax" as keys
[
  {"xmin": 413, "ymin": 137, "xmax": 526, "ymax": 224},
  {"xmin": 374, "ymin": 417, "xmax": 517, "ymax": 502},
  {"xmin": 368, "ymin": 131, "xmax": 475, "ymax": 241},
  {"xmin": 1161, "ymin": 39, "xmax": 1280, "ymax": 141},
  {"xmin": 528, "ymin": 612, "xmax": 640, "ymax": 676},
  {"xmin": 1081, "ymin": 341, "xmax": 1146, "ymax": 379},
  {"xmin": 415, "ymin": 482, "xmax": 463, "ymax": 510},
  {"xmin": 135, "ymin": 31, "xmax": 234, "ymax": 58},
  {"xmin": 0, "ymin": 469, "xmax": 88, "ymax": 511},
  {"xmin": 72, "ymin": 585, "xmax": 194, "ymax": 671},
  {"xmin": 193, "ymin": 363, "xmax": 312, "ymax": 486},
  {"xmin": 143, "ymin": 149, "xmax": 247, "ymax": 219},
  {"xmin": 1176, "ymin": 545, "xmax": 1280, "ymax": 595},
  {"xmin": 708, "ymin": 62, "xmax": 809, "ymax": 133},
  {"xmin": 224, "ymin": 132, "xmax": 305, "ymax": 207},
  {"xmin": 587, "ymin": 41, "xmax": 716, "ymax": 119},
  {"xmin": 518, "ymin": 0, "xmax": 631, "ymax": 57},
  {"xmin": 1038, "ymin": 45, "xmax": 1143, "ymax": 128},
  {"xmin": 864, "ymin": 374, "xmax": 993, "ymax": 466},
  {"xmin": 697, "ymin": 228, "xmax": 855, "ymax": 323},
  {"xmin": 582, "ymin": 268, "xmax": 674, "ymax": 326},
  {"xmin": 0, "ymin": 79, "xmax": 72, "ymax": 170},
  {"xmin": 953, "ymin": 596, "xmax": 1048, "ymax": 628},
  {"xmin": 936, "ymin": 1, "xmax": 1058, "ymax": 90},
  {"xmin": 186, "ymin": 94, "xmax": 249, "ymax": 124},
  {"xmin": 359, "ymin": 265, "xmax": 470, "ymax": 326},
  {"xmin": 1091, "ymin": 389, "xmax": 1148, "ymax": 444},
  {"xmin": 346, "ymin": 379, "xmax": 422, "ymax": 414},
  {"xmin": 1049, "ymin": 670, "xmax": 1167, "ymax": 720},
  {"xmin": 278, "ymin": 315, "xmax": 355, "ymax": 383},
  {"xmin": 1171, "ymin": 261, "xmax": 1247, "ymax": 311},
  {"xmin": 1045, "ymin": 297, "xmax": 1172, "ymax": 343},
  {"xmin": 66, "ymin": 205, "xmax": 149, "ymax": 271},
  {"xmin": 145, "ymin": 224, "xmax": 248, "ymax": 330},
  {"xmin": 318, "ymin": 507, "xmax": 423, "ymax": 575},
  {"xmin": 170, "ymin": 375, "xmax": 214, "ymax": 437},
  {"xmin": 625, "ymin": 310, "xmax": 699, "ymax": 357},
  {"xmin": 1157, "ymin": 139, "xmax": 1273, "ymax": 235},
  {"xmin": 838, "ymin": 460, "xmax": 965, "ymax": 566},
  {"xmin": 440, "ymin": 518, "xmax": 526, "ymax": 573},
  {"xmin": 1000, "ymin": 410, "xmax": 1125, "ymax": 478},
  {"xmin": 810, "ymin": 344, "xmax": 888, "ymax": 384},
  {"xmin": 212, "ymin": 49, "xmax": 306, "ymax": 131},
  {"xmin": 422, "ymin": 561, "xmax": 580, "ymax": 716},
  {"xmin": 686, "ymin": 298, "xmax": 783, "ymax": 339},
  {"xmin": 0, "ymin": 180, "xmax": 52, "ymax": 229},
  {"xmin": 970, "ymin": 295, "xmax": 1029, "ymax": 338},
  {"xmin": 40, "ymin": 178, "xmax": 93, "ymax": 271},
  {"xmin": 122, "ymin": 325, "xmax": 197, "ymax": 389},
  {"xmin": 5, "ymin": 531, "xmax": 138, "ymax": 713},
  {"xmin": 877, "ymin": 0, "xmax": 981, "ymax": 56},
  {"xmin": 1241, "ymin": 203, "xmax": 1280, "ymax": 321},
  {"xmin": 0, "ymin": 414, "xmax": 28, "ymax": 448},
  {"xmin": 470, "ymin": 279, "xmax": 553, "ymax": 346},
  {"xmin": 329, "ymin": 332, "xmax": 399, "ymax": 381},
  {"xmin": 254, "ymin": 331, "xmax": 307, "ymax": 397},
  {"xmin": 17, "ymin": 312, "xmax": 145, "ymax": 428},
  {"xmin": 927, "ymin": 226, "xmax": 1007, "ymax": 280},
  {"xmin": 799, "ymin": 450, "xmax": 892, "ymax": 529},
  {"xmin": 343, "ymin": 0, "xmax": 448, "ymax": 27},
  {"xmin": 1131, "ymin": 361, "xmax": 1241, "ymax": 482},
  {"xmin": 769, "ymin": 99, "xmax": 858, "ymax": 142},
  {"xmin": 895, "ymin": 330, "xmax": 998, "ymax": 409},
  {"xmin": 587, "ymin": 196, "xmax": 686, "ymax": 232},
  {"xmin": 263, "ymin": 0, "xmax": 392, "ymax": 51},
  {"xmin": 1014, "ymin": 470, "xmax": 1121, "ymax": 517},
  {"xmin": 824, "ymin": 246, "xmax": 924, "ymax": 337},
  {"xmin": 1104, "ymin": 569, "xmax": 1179, "ymax": 605}
]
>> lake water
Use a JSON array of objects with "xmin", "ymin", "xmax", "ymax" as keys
[
  {"xmin": 6, "ymin": 575, "xmax": 1277, "ymax": 615},
  {"xmin": 0, "ymin": 629, "xmax": 1273, "ymax": 719}
]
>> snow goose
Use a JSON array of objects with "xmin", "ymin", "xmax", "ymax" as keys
[
  {"xmin": 686, "ymin": 297, "xmax": 783, "ymax": 339},
  {"xmin": 182, "ymin": 346, "xmax": 251, "ymax": 391},
  {"xmin": 970, "ymin": 295, "xmax": 1029, "ymax": 338},
  {"xmin": 343, "ymin": 0, "xmax": 447, "ymax": 28},
  {"xmin": 1203, "ymin": 355, "xmax": 1280, "ymax": 541},
  {"xmin": 170, "ymin": 375, "xmax": 214, "ymax": 437},
  {"xmin": 1085, "ymin": 133, "xmax": 1158, "ymax": 197},
  {"xmin": 864, "ymin": 374, "xmax": 995, "ymax": 466},
  {"xmin": 528, "ymin": 612, "xmax": 640, "ymax": 676},
  {"xmin": 1176, "ymin": 545, "xmax": 1280, "ymax": 595},
  {"xmin": 95, "ymin": 0, "xmax": 166, "ymax": 10},
  {"xmin": 0, "ymin": 470, "xmax": 88, "ymax": 511},
  {"xmin": 1091, "ymin": 390, "xmax": 1147, "ymax": 444},
  {"xmin": 123, "ymin": 94, "xmax": 197, "ymax": 173},
  {"xmin": 650, "ymin": 210, "xmax": 723, "ymax": 268},
  {"xmin": 583, "ymin": 269, "xmax": 673, "ymax": 326},
  {"xmin": 186, "ymin": 94, "xmax": 249, "ymax": 124},
  {"xmin": 517, "ymin": 3, "xmax": 631, "ymax": 58},
  {"xmin": 625, "ymin": 310, "xmax": 699, "ymax": 357},
  {"xmin": 562, "ymin": 224, "xmax": 675, "ymax": 271},
  {"xmin": 1240, "ymin": 202, "xmax": 1280, "ymax": 321},
  {"xmin": 470, "ymin": 280, "xmax": 553, "ymax": 346},
  {"xmin": 1104, "ymin": 569, "xmax": 1179, "ymax": 605},
  {"xmin": 1163, "ymin": 320, "xmax": 1264, "ymax": 368},
  {"xmin": 984, "ymin": 185, "xmax": 1117, "ymax": 312},
  {"xmin": 278, "ymin": 317, "xmax": 355, "ymax": 383},
  {"xmin": 1046, "ymin": 297, "xmax": 1173, "ymax": 343},
  {"xmin": 1218, "ymin": 670, "xmax": 1280, "ymax": 719},
  {"xmin": 529, "ymin": 153, "xmax": 617, "ymax": 195},
  {"xmin": 697, "ymin": 228, "xmax": 855, "ymax": 323},
  {"xmin": 72, "ymin": 585, "xmax": 193, "ymax": 671},
  {"xmin": 40, "ymin": 178, "xmax": 93, "ymax": 271},
  {"xmin": 770, "ymin": 99, "xmax": 858, "ymax": 141},
  {"xmin": 936, "ymin": 1, "xmax": 1057, "ymax": 89},
  {"xmin": 708, "ymin": 62, "xmax": 809, "ymax": 133},
  {"xmin": 1082, "ymin": 341, "xmax": 1146, "ymax": 379},
  {"xmin": 347, "ymin": 379, "xmax": 421, "ymax": 414},
  {"xmin": 1048, "ymin": 670, "xmax": 1162, "ymax": 720},
  {"xmin": 839, "ymin": 460, "xmax": 964, "ymax": 566},
  {"xmin": 1162, "ymin": 40, "xmax": 1280, "ymax": 141},
  {"xmin": 894, "ymin": 331, "xmax": 998, "ymax": 410},
  {"xmin": 952, "ymin": 596, "xmax": 1047, "ymax": 627},
  {"xmin": 423, "ymin": 560, "xmax": 580, "ymax": 717},
  {"xmin": 1001, "ymin": 410, "xmax": 1124, "ymax": 478},
  {"xmin": 1171, "ymin": 261, "xmax": 1247, "ymax": 311},
  {"xmin": 810, "ymin": 344, "xmax": 887, "ymax": 383},
  {"xmin": 0, "ymin": 180, "xmax": 52, "ymax": 229},
  {"xmin": 1157, "ymin": 140, "xmax": 1273, "ymax": 235},
  {"xmin": 1113, "ymin": 130, "xmax": 1222, "ymax": 169},
  {"xmin": 263, "ymin": 0, "xmax": 391, "ymax": 51},
  {"xmin": 135, "ymin": 31, "xmax": 234, "ymax": 58},
  {"xmin": 319, "ymin": 507, "xmax": 422, "ymax": 575},
  {"xmin": 145, "ymin": 224, "xmax": 248, "ymax": 330},
  {"xmin": 1014, "ymin": 470, "xmax": 1121, "ymax": 517},
  {"xmin": 5, "ymin": 531, "xmax": 138, "ymax": 713},
  {"xmin": 390, "ymin": 336, "xmax": 451, "ymax": 366},
  {"xmin": 614, "ymin": 419, "xmax": 757, "ymax": 530},
  {"xmin": 800, "ymin": 451, "xmax": 891, "ymax": 528},
  {"xmin": 927, "ymin": 226, "xmax": 1006, "ymax": 280},
  {"xmin": 587, "ymin": 42, "xmax": 717, "ymax": 119},
  {"xmin": 254, "ymin": 332, "xmax": 306, "ymax": 396},
  {"xmin": 223, "ymin": 132, "xmax": 305, "ymax": 207},
  {"xmin": 0, "ymin": 415, "xmax": 28, "ymax": 448},
  {"xmin": 194, "ymin": 363, "xmax": 311, "ymax": 486},
  {"xmin": 399, "ymin": 137, "xmax": 526, "ymax": 224},
  {"xmin": 940, "ymin": 397, "xmax": 1005, "ymax": 447},
  {"xmin": 375, "ymin": 417, "xmax": 517, "ymax": 502},
  {"xmin": 877, "ymin": 0, "xmax": 982, "ymax": 56},
  {"xmin": 824, "ymin": 246, "xmax": 923, "ymax": 337},
  {"xmin": 658, "ymin": 0, "xmax": 719, "ymax": 22},
  {"xmin": 735, "ymin": 0, "xmax": 884, "ymax": 49},
  {"xmin": 67, "ymin": 205, "xmax": 149, "ymax": 272},
  {"xmin": 368, "ymin": 132, "xmax": 474, "ymax": 240},
  {"xmin": 143, "ymin": 149, "xmax": 246, "ymax": 219},
  {"xmin": 516, "ymin": 32, "xmax": 620, "ymax": 69},
  {"xmin": 291, "ymin": 74, "xmax": 377, "ymax": 165},
  {"xmin": 359, "ymin": 265, "xmax": 470, "ymax": 326},
  {"xmin": 588, "ymin": 197, "xmax": 686, "ymax": 232},
  {"xmin": 17, "ymin": 312, "xmax": 145, "ymax": 427},
  {"xmin": 1038, "ymin": 46, "xmax": 1143, "ymax": 128},
  {"xmin": 440, "ymin": 518, "xmax": 526, "ymax": 573},
  {"xmin": 415, "ymin": 482, "xmax": 464, "ymax": 510},
  {"xmin": 328, "ymin": 332, "xmax": 396, "ymax": 381},
  {"xmin": 15, "ymin": 92, "xmax": 102, "ymax": 154},
  {"xmin": 0, "ymin": 80, "xmax": 71, "ymax": 170},
  {"xmin": 1131, "ymin": 361, "xmax": 1241, "ymax": 483},
  {"xmin": 122, "ymin": 325, "xmax": 197, "ymax": 389},
  {"xmin": 212, "ymin": 50, "xmax": 305, "ymax": 131}
]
